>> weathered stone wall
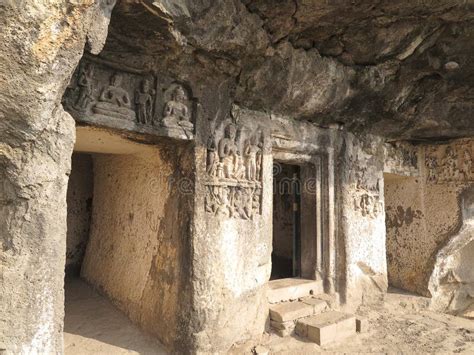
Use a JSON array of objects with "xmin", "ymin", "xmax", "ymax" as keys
[
  {"xmin": 385, "ymin": 139, "xmax": 473, "ymax": 298},
  {"xmin": 81, "ymin": 142, "xmax": 193, "ymax": 351},
  {"xmin": 338, "ymin": 133, "xmax": 389, "ymax": 307},
  {"xmin": 428, "ymin": 185, "xmax": 474, "ymax": 315},
  {"xmin": 66, "ymin": 153, "xmax": 93, "ymax": 275},
  {"xmin": 0, "ymin": 1, "xmax": 114, "ymax": 353}
]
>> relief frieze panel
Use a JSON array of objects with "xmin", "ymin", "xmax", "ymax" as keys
[
  {"xmin": 351, "ymin": 160, "xmax": 383, "ymax": 219},
  {"xmin": 63, "ymin": 57, "xmax": 195, "ymax": 139},
  {"xmin": 204, "ymin": 115, "xmax": 265, "ymax": 220},
  {"xmin": 425, "ymin": 142, "xmax": 473, "ymax": 184}
]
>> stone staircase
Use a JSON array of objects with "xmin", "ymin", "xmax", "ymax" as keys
[{"xmin": 268, "ymin": 279, "xmax": 366, "ymax": 346}]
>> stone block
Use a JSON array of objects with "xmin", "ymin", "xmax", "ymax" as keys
[
  {"xmin": 300, "ymin": 297, "xmax": 328, "ymax": 314},
  {"xmin": 296, "ymin": 311, "xmax": 356, "ymax": 346},
  {"xmin": 356, "ymin": 316, "xmax": 368, "ymax": 333},
  {"xmin": 269, "ymin": 302, "xmax": 314, "ymax": 322}
]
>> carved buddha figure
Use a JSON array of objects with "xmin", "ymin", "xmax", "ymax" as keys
[
  {"xmin": 244, "ymin": 134, "xmax": 260, "ymax": 181},
  {"xmin": 135, "ymin": 78, "xmax": 154, "ymax": 125},
  {"xmin": 75, "ymin": 63, "xmax": 94, "ymax": 111},
  {"xmin": 218, "ymin": 124, "xmax": 239, "ymax": 179},
  {"xmin": 206, "ymin": 133, "xmax": 219, "ymax": 177},
  {"xmin": 162, "ymin": 85, "xmax": 193, "ymax": 130},
  {"xmin": 233, "ymin": 127, "xmax": 246, "ymax": 180},
  {"xmin": 255, "ymin": 130, "xmax": 264, "ymax": 180},
  {"xmin": 462, "ymin": 149, "xmax": 472, "ymax": 179},
  {"xmin": 232, "ymin": 188, "xmax": 250, "ymax": 220},
  {"xmin": 93, "ymin": 72, "xmax": 136, "ymax": 121},
  {"xmin": 100, "ymin": 73, "xmax": 131, "ymax": 107},
  {"xmin": 442, "ymin": 147, "xmax": 459, "ymax": 180},
  {"xmin": 216, "ymin": 186, "xmax": 231, "ymax": 217},
  {"xmin": 426, "ymin": 156, "xmax": 438, "ymax": 183}
]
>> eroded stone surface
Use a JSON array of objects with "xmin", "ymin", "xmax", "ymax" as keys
[
  {"xmin": 0, "ymin": 1, "xmax": 115, "ymax": 353},
  {"xmin": 1, "ymin": 1, "xmax": 474, "ymax": 354}
]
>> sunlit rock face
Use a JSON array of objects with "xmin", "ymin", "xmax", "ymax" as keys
[{"xmin": 1, "ymin": 1, "xmax": 473, "ymax": 354}]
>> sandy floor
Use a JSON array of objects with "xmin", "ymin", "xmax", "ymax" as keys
[
  {"xmin": 259, "ymin": 290, "xmax": 474, "ymax": 354},
  {"xmin": 65, "ymin": 280, "xmax": 474, "ymax": 354},
  {"xmin": 64, "ymin": 278, "xmax": 167, "ymax": 355}
]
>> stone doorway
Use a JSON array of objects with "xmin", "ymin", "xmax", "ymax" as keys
[
  {"xmin": 271, "ymin": 163, "xmax": 301, "ymax": 280},
  {"xmin": 63, "ymin": 126, "xmax": 193, "ymax": 350},
  {"xmin": 267, "ymin": 155, "xmax": 327, "ymax": 303},
  {"xmin": 268, "ymin": 156, "xmax": 326, "ymax": 302}
]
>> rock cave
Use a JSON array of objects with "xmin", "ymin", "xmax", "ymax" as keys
[{"xmin": 1, "ymin": 0, "xmax": 474, "ymax": 354}]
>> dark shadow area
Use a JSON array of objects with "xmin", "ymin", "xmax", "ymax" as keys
[
  {"xmin": 271, "ymin": 163, "xmax": 301, "ymax": 280},
  {"xmin": 65, "ymin": 152, "xmax": 94, "ymax": 277}
]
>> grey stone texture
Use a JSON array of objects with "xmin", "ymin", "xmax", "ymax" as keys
[
  {"xmin": 0, "ymin": 1, "xmax": 114, "ymax": 353},
  {"xmin": 1, "ymin": 0, "xmax": 473, "ymax": 354}
]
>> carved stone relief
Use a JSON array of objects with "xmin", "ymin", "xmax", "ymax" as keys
[
  {"xmin": 384, "ymin": 142, "xmax": 419, "ymax": 175},
  {"xmin": 352, "ymin": 162, "xmax": 383, "ymax": 219},
  {"xmin": 355, "ymin": 193, "xmax": 383, "ymax": 218},
  {"xmin": 205, "ymin": 119, "xmax": 265, "ymax": 220},
  {"xmin": 425, "ymin": 142, "xmax": 474, "ymax": 184},
  {"xmin": 161, "ymin": 84, "xmax": 194, "ymax": 137},
  {"xmin": 63, "ymin": 58, "xmax": 195, "ymax": 138},
  {"xmin": 93, "ymin": 72, "xmax": 136, "ymax": 121}
]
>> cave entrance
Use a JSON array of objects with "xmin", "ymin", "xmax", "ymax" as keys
[
  {"xmin": 63, "ymin": 126, "xmax": 187, "ymax": 352},
  {"xmin": 271, "ymin": 163, "xmax": 301, "ymax": 280}
]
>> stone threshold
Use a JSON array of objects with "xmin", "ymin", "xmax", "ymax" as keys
[{"xmin": 268, "ymin": 278, "xmax": 324, "ymax": 304}]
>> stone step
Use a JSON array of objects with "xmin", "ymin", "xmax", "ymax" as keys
[
  {"xmin": 269, "ymin": 297, "xmax": 328, "ymax": 337},
  {"xmin": 295, "ymin": 311, "xmax": 356, "ymax": 346},
  {"xmin": 269, "ymin": 301, "xmax": 314, "ymax": 322},
  {"xmin": 267, "ymin": 278, "xmax": 324, "ymax": 303}
]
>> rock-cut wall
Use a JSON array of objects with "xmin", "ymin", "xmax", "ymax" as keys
[
  {"xmin": 81, "ymin": 143, "xmax": 193, "ymax": 351},
  {"xmin": 66, "ymin": 153, "xmax": 93, "ymax": 275},
  {"xmin": 385, "ymin": 139, "xmax": 473, "ymax": 298},
  {"xmin": 0, "ymin": 1, "xmax": 115, "ymax": 353}
]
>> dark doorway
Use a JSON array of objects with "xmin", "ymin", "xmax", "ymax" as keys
[
  {"xmin": 271, "ymin": 163, "xmax": 301, "ymax": 280},
  {"xmin": 66, "ymin": 152, "xmax": 94, "ymax": 277}
]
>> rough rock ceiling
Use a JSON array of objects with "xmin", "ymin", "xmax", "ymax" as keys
[{"xmin": 102, "ymin": 0, "xmax": 474, "ymax": 141}]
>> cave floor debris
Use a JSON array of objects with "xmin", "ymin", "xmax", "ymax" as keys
[{"xmin": 257, "ymin": 289, "xmax": 474, "ymax": 354}]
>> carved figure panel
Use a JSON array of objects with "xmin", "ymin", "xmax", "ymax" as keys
[
  {"xmin": 425, "ymin": 142, "xmax": 474, "ymax": 184},
  {"xmin": 355, "ymin": 193, "xmax": 383, "ymax": 218},
  {"xmin": 205, "ymin": 119, "xmax": 265, "ymax": 220},
  {"xmin": 135, "ymin": 78, "xmax": 155, "ymax": 125},
  {"xmin": 205, "ymin": 185, "xmax": 261, "ymax": 220},
  {"xmin": 384, "ymin": 142, "xmax": 419, "ymax": 175},
  {"xmin": 161, "ymin": 84, "xmax": 193, "ymax": 135},
  {"xmin": 93, "ymin": 72, "xmax": 136, "ymax": 121},
  {"xmin": 63, "ymin": 57, "xmax": 195, "ymax": 139}
]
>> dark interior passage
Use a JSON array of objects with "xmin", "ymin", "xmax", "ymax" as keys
[
  {"xmin": 271, "ymin": 163, "xmax": 301, "ymax": 280},
  {"xmin": 66, "ymin": 153, "xmax": 94, "ymax": 277}
]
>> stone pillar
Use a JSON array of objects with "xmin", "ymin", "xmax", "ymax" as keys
[
  {"xmin": 338, "ymin": 133, "xmax": 388, "ymax": 308},
  {"xmin": 190, "ymin": 108, "xmax": 272, "ymax": 352}
]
